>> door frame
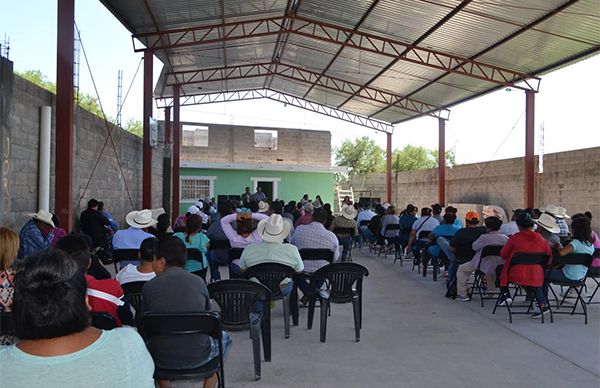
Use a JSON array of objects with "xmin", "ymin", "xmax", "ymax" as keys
[{"xmin": 250, "ymin": 176, "xmax": 281, "ymax": 200}]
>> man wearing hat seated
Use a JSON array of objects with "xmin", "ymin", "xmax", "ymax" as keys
[
  {"xmin": 534, "ymin": 213, "xmax": 561, "ymax": 247},
  {"xmin": 329, "ymin": 205, "xmax": 359, "ymax": 261},
  {"xmin": 17, "ymin": 209, "xmax": 55, "ymax": 261},
  {"xmin": 239, "ymin": 214, "xmax": 304, "ymax": 295},
  {"xmin": 542, "ymin": 204, "xmax": 570, "ymax": 238},
  {"xmin": 112, "ymin": 209, "xmax": 157, "ymax": 269}
]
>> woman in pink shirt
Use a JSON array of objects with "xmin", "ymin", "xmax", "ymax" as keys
[{"xmin": 221, "ymin": 208, "xmax": 268, "ymax": 277}]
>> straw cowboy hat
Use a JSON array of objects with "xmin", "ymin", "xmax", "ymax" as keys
[
  {"xmin": 542, "ymin": 205, "xmax": 570, "ymax": 219},
  {"xmin": 27, "ymin": 209, "xmax": 55, "ymax": 227},
  {"xmin": 341, "ymin": 205, "xmax": 357, "ymax": 220},
  {"xmin": 126, "ymin": 209, "xmax": 157, "ymax": 229},
  {"xmin": 258, "ymin": 201, "xmax": 269, "ymax": 213},
  {"xmin": 186, "ymin": 205, "xmax": 201, "ymax": 215},
  {"xmin": 257, "ymin": 214, "xmax": 291, "ymax": 243},
  {"xmin": 534, "ymin": 213, "xmax": 560, "ymax": 234}
]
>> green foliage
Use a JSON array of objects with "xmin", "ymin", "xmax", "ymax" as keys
[
  {"xmin": 77, "ymin": 92, "xmax": 104, "ymax": 117},
  {"xmin": 392, "ymin": 145, "xmax": 456, "ymax": 172},
  {"xmin": 16, "ymin": 70, "xmax": 56, "ymax": 93},
  {"xmin": 124, "ymin": 118, "xmax": 143, "ymax": 137},
  {"xmin": 430, "ymin": 149, "xmax": 456, "ymax": 168},
  {"xmin": 335, "ymin": 136, "xmax": 385, "ymax": 177}
]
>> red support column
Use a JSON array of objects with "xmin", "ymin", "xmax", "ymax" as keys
[
  {"xmin": 55, "ymin": 0, "xmax": 75, "ymax": 231},
  {"xmin": 142, "ymin": 50, "xmax": 153, "ymax": 209},
  {"xmin": 164, "ymin": 107, "xmax": 171, "ymax": 146},
  {"xmin": 386, "ymin": 132, "xmax": 392, "ymax": 204},
  {"xmin": 172, "ymin": 86, "xmax": 181, "ymax": 224},
  {"xmin": 525, "ymin": 90, "xmax": 535, "ymax": 209},
  {"xmin": 438, "ymin": 118, "xmax": 446, "ymax": 206}
]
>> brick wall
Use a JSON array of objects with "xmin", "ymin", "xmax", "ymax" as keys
[
  {"xmin": 350, "ymin": 147, "xmax": 600, "ymax": 231},
  {"xmin": 0, "ymin": 58, "xmax": 165, "ymax": 231},
  {"xmin": 179, "ymin": 122, "xmax": 331, "ymax": 166}
]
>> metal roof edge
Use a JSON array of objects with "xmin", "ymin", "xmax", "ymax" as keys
[{"xmin": 180, "ymin": 161, "xmax": 346, "ymax": 173}]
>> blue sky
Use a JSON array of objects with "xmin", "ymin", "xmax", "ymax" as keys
[{"xmin": 2, "ymin": 1, "xmax": 599, "ymax": 165}]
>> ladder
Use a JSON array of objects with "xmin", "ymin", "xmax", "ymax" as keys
[{"xmin": 336, "ymin": 187, "xmax": 354, "ymax": 212}]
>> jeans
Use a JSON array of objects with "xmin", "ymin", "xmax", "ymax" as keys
[
  {"xmin": 338, "ymin": 236, "xmax": 352, "ymax": 260},
  {"xmin": 360, "ymin": 227, "xmax": 376, "ymax": 244},
  {"xmin": 495, "ymin": 264, "xmax": 547, "ymax": 304},
  {"xmin": 208, "ymin": 249, "xmax": 229, "ymax": 281},
  {"xmin": 437, "ymin": 237, "xmax": 457, "ymax": 289},
  {"xmin": 544, "ymin": 269, "xmax": 582, "ymax": 296}
]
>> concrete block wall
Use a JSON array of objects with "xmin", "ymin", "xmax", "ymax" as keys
[
  {"xmin": 179, "ymin": 122, "xmax": 331, "ymax": 166},
  {"xmin": 350, "ymin": 147, "xmax": 600, "ymax": 231},
  {"xmin": 0, "ymin": 68, "xmax": 165, "ymax": 231}
]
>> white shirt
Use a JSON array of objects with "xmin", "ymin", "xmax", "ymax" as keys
[
  {"xmin": 356, "ymin": 209, "xmax": 376, "ymax": 225},
  {"xmin": 112, "ymin": 227, "xmax": 155, "ymax": 250},
  {"xmin": 500, "ymin": 221, "xmax": 519, "ymax": 236},
  {"xmin": 412, "ymin": 216, "xmax": 440, "ymax": 239},
  {"xmin": 116, "ymin": 264, "xmax": 156, "ymax": 285}
]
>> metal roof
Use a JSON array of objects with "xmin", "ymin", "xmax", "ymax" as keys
[{"xmin": 100, "ymin": 0, "xmax": 600, "ymax": 129}]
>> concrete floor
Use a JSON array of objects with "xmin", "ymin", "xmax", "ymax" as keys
[{"xmin": 174, "ymin": 250, "xmax": 600, "ymax": 388}]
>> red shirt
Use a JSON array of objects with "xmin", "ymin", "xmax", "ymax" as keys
[
  {"xmin": 85, "ymin": 274, "xmax": 126, "ymax": 326},
  {"xmin": 295, "ymin": 213, "xmax": 313, "ymax": 228},
  {"xmin": 500, "ymin": 230, "xmax": 551, "ymax": 287}
]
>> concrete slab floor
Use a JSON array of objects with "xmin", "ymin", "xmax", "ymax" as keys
[{"xmin": 171, "ymin": 250, "xmax": 600, "ymax": 388}]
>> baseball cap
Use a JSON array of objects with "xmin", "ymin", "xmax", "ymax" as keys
[{"xmin": 465, "ymin": 211, "xmax": 480, "ymax": 222}]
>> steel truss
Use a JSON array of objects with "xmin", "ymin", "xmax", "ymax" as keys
[
  {"xmin": 155, "ymin": 89, "xmax": 395, "ymax": 134},
  {"xmin": 166, "ymin": 62, "xmax": 450, "ymax": 119},
  {"xmin": 134, "ymin": 16, "xmax": 540, "ymax": 92}
]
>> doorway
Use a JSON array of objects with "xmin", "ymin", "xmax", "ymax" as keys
[
  {"xmin": 256, "ymin": 181, "xmax": 273, "ymax": 201},
  {"xmin": 250, "ymin": 177, "xmax": 280, "ymax": 201}
]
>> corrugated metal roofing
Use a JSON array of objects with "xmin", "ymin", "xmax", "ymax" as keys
[{"xmin": 100, "ymin": 0, "xmax": 600, "ymax": 125}]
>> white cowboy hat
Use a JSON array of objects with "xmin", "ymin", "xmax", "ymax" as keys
[
  {"xmin": 27, "ymin": 209, "xmax": 55, "ymax": 227},
  {"xmin": 257, "ymin": 214, "xmax": 291, "ymax": 243},
  {"xmin": 126, "ymin": 209, "xmax": 157, "ymax": 229},
  {"xmin": 542, "ymin": 204, "xmax": 569, "ymax": 219},
  {"xmin": 556, "ymin": 206, "xmax": 570, "ymax": 219},
  {"xmin": 186, "ymin": 205, "xmax": 200, "ymax": 215},
  {"xmin": 341, "ymin": 205, "xmax": 357, "ymax": 220},
  {"xmin": 258, "ymin": 201, "xmax": 269, "ymax": 213},
  {"xmin": 534, "ymin": 213, "xmax": 560, "ymax": 234}
]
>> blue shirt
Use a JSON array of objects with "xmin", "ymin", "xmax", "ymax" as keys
[
  {"xmin": 174, "ymin": 232, "xmax": 209, "ymax": 272},
  {"xmin": 0, "ymin": 328, "xmax": 155, "ymax": 388},
  {"xmin": 101, "ymin": 210, "xmax": 119, "ymax": 232},
  {"xmin": 562, "ymin": 239, "xmax": 594, "ymax": 280},
  {"xmin": 18, "ymin": 220, "xmax": 53, "ymax": 260},
  {"xmin": 428, "ymin": 224, "xmax": 460, "ymax": 257}
]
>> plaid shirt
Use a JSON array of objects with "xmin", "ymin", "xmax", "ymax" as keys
[
  {"xmin": 291, "ymin": 222, "xmax": 340, "ymax": 273},
  {"xmin": 556, "ymin": 217, "xmax": 570, "ymax": 237},
  {"xmin": 18, "ymin": 220, "xmax": 53, "ymax": 260}
]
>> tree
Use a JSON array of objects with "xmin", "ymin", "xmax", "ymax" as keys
[
  {"xmin": 391, "ymin": 145, "xmax": 456, "ymax": 172},
  {"xmin": 335, "ymin": 136, "xmax": 385, "ymax": 177},
  {"xmin": 123, "ymin": 118, "xmax": 143, "ymax": 137},
  {"xmin": 430, "ymin": 149, "xmax": 456, "ymax": 168}
]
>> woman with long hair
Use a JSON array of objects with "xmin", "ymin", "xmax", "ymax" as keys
[
  {"xmin": 0, "ymin": 227, "xmax": 19, "ymax": 345},
  {"xmin": 174, "ymin": 214, "xmax": 209, "ymax": 280}
]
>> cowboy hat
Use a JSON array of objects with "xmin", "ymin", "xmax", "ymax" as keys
[
  {"xmin": 257, "ymin": 214, "xmax": 291, "ymax": 243},
  {"xmin": 186, "ymin": 205, "xmax": 201, "ymax": 215},
  {"xmin": 341, "ymin": 205, "xmax": 357, "ymax": 220},
  {"xmin": 534, "ymin": 213, "xmax": 560, "ymax": 234},
  {"xmin": 126, "ymin": 209, "xmax": 157, "ymax": 229},
  {"xmin": 258, "ymin": 201, "xmax": 269, "ymax": 213},
  {"xmin": 542, "ymin": 204, "xmax": 570, "ymax": 219},
  {"xmin": 27, "ymin": 209, "xmax": 55, "ymax": 227}
]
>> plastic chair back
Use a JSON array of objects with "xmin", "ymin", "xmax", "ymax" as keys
[
  {"xmin": 359, "ymin": 220, "xmax": 369, "ymax": 227},
  {"xmin": 229, "ymin": 247, "xmax": 244, "ymax": 262},
  {"xmin": 551, "ymin": 253, "xmax": 593, "ymax": 268},
  {"xmin": 91, "ymin": 312, "xmax": 117, "ymax": 330},
  {"xmin": 299, "ymin": 249, "xmax": 334, "ymax": 263},
  {"xmin": 383, "ymin": 224, "xmax": 400, "ymax": 234},
  {"xmin": 508, "ymin": 252, "xmax": 550, "ymax": 268},
  {"xmin": 481, "ymin": 245, "xmax": 503, "ymax": 259},
  {"xmin": 313, "ymin": 262, "xmax": 369, "ymax": 304},
  {"xmin": 209, "ymin": 239, "xmax": 231, "ymax": 251},
  {"xmin": 121, "ymin": 281, "xmax": 147, "ymax": 314},
  {"xmin": 333, "ymin": 227, "xmax": 356, "ymax": 236},
  {"xmin": 417, "ymin": 230, "xmax": 430, "ymax": 240},
  {"xmin": 187, "ymin": 248, "xmax": 205, "ymax": 268},
  {"xmin": 208, "ymin": 280, "xmax": 271, "ymax": 330},
  {"xmin": 0, "ymin": 312, "xmax": 12, "ymax": 336},
  {"xmin": 113, "ymin": 249, "xmax": 139, "ymax": 263},
  {"xmin": 246, "ymin": 263, "xmax": 296, "ymax": 300}
]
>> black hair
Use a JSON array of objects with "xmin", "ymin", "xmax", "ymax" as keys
[
  {"xmin": 51, "ymin": 213, "xmax": 60, "ymax": 228},
  {"xmin": 185, "ymin": 214, "xmax": 202, "ymax": 243},
  {"xmin": 249, "ymin": 201, "xmax": 259, "ymax": 213},
  {"xmin": 406, "ymin": 204, "xmax": 416, "ymax": 214},
  {"xmin": 571, "ymin": 216, "xmax": 592, "ymax": 245},
  {"xmin": 303, "ymin": 194, "xmax": 309, "ymax": 199},
  {"xmin": 296, "ymin": 202, "xmax": 303, "ymax": 210},
  {"xmin": 97, "ymin": 201, "xmax": 105, "ymax": 211},
  {"xmin": 139, "ymin": 237, "xmax": 157, "ymax": 262},
  {"xmin": 218, "ymin": 200, "xmax": 233, "ymax": 216},
  {"xmin": 313, "ymin": 208, "xmax": 328, "ymax": 224},
  {"xmin": 516, "ymin": 212, "xmax": 534, "ymax": 229},
  {"xmin": 584, "ymin": 211, "xmax": 592, "ymax": 221},
  {"xmin": 12, "ymin": 250, "xmax": 89, "ymax": 340},
  {"xmin": 55, "ymin": 234, "xmax": 91, "ymax": 272},
  {"xmin": 375, "ymin": 204, "xmax": 385, "ymax": 216},
  {"xmin": 157, "ymin": 236, "xmax": 187, "ymax": 267},
  {"xmin": 443, "ymin": 212, "xmax": 456, "ymax": 225},
  {"xmin": 87, "ymin": 198, "xmax": 99, "ymax": 208},
  {"xmin": 421, "ymin": 207, "xmax": 432, "ymax": 217},
  {"xmin": 484, "ymin": 216, "xmax": 503, "ymax": 231},
  {"xmin": 323, "ymin": 203, "xmax": 332, "ymax": 215},
  {"xmin": 432, "ymin": 204, "xmax": 442, "ymax": 214},
  {"xmin": 271, "ymin": 201, "xmax": 283, "ymax": 214},
  {"xmin": 156, "ymin": 213, "xmax": 171, "ymax": 234}
]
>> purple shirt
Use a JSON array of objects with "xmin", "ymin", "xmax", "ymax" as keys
[
  {"xmin": 220, "ymin": 213, "xmax": 268, "ymax": 248},
  {"xmin": 470, "ymin": 231, "xmax": 509, "ymax": 274}
]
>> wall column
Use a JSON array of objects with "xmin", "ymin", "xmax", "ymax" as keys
[
  {"xmin": 386, "ymin": 132, "xmax": 392, "ymax": 203},
  {"xmin": 525, "ymin": 90, "xmax": 535, "ymax": 208},
  {"xmin": 162, "ymin": 107, "xmax": 172, "ymax": 215},
  {"xmin": 142, "ymin": 50, "xmax": 153, "ymax": 209},
  {"xmin": 55, "ymin": 0, "xmax": 75, "ymax": 231},
  {"xmin": 172, "ymin": 85, "xmax": 181, "ymax": 224},
  {"xmin": 438, "ymin": 118, "xmax": 446, "ymax": 206}
]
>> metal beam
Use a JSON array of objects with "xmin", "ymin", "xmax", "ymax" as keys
[
  {"xmin": 162, "ymin": 107, "xmax": 172, "ymax": 216},
  {"xmin": 165, "ymin": 62, "xmax": 450, "ymax": 119},
  {"xmin": 386, "ymin": 132, "xmax": 392, "ymax": 204},
  {"xmin": 55, "ymin": 0, "xmax": 74, "ymax": 231},
  {"xmin": 155, "ymin": 89, "xmax": 395, "ymax": 133},
  {"xmin": 172, "ymin": 85, "xmax": 181, "ymax": 224},
  {"xmin": 133, "ymin": 16, "xmax": 540, "ymax": 92},
  {"xmin": 143, "ymin": 50, "xmax": 153, "ymax": 209},
  {"xmin": 525, "ymin": 90, "xmax": 535, "ymax": 209},
  {"xmin": 438, "ymin": 118, "xmax": 446, "ymax": 206}
]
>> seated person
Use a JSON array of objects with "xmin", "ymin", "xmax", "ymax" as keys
[
  {"xmin": 366, "ymin": 204, "xmax": 386, "ymax": 245},
  {"xmin": 437, "ymin": 211, "xmax": 486, "ymax": 296},
  {"xmin": 455, "ymin": 216, "xmax": 508, "ymax": 301},
  {"xmin": 174, "ymin": 214, "xmax": 210, "ymax": 279},
  {"xmin": 0, "ymin": 227, "xmax": 19, "ymax": 346},
  {"xmin": 56, "ymin": 235, "xmax": 133, "ymax": 326},
  {"xmin": 534, "ymin": 213, "xmax": 561, "ymax": 247},
  {"xmin": 426, "ymin": 212, "xmax": 460, "ymax": 260},
  {"xmin": 116, "ymin": 237, "xmax": 157, "ymax": 285},
  {"xmin": 497, "ymin": 213, "xmax": 552, "ymax": 318},
  {"xmin": 221, "ymin": 207, "xmax": 268, "ymax": 276},
  {"xmin": 206, "ymin": 201, "xmax": 234, "ymax": 282},
  {"xmin": 500, "ymin": 209, "xmax": 523, "ymax": 236},
  {"xmin": 142, "ymin": 237, "xmax": 231, "ymax": 388},
  {"xmin": 112, "ymin": 209, "xmax": 157, "ymax": 269},
  {"xmin": 381, "ymin": 206, "xmax": 400, "ymax": 239},
  {"xmin": 398, "ymin": 205, "xmax": 418, "ymax": 247},
  {"xmin": 329, "ymin": 205, "xmax": 358, "ymax": 261},
  {"xmin": 0, "ymin": 250, "xmax": 154, "ymax": 387},
  {"xmin": 407, "ymin": 207, "xmax": 440, "ymax": 255}
]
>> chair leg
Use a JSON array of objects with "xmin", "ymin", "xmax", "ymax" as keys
[
  {"xmin": 261, "ymin": 304, "xmax": 271, "ymax": 362},
  {"xmin": 290, "ymin": 285, "xmax": 299, "ymax": 326},
  {"xmin": 320, "ymin": 297, "xmax": 329, "ymax": 343},
  {"xmin": 433, "ymin": 258, "xmax": 438, "ymax": 282},
  {"xmin": 586, "ymin": 278, "xmax": 599, "ymax": 304},
  {"xmin": 282, "ymin": 294, "xmax": 291, "ymax": 339},
  {"xmin": 352, "ymin": 291, "xmax": 360, "ymax": 342},
  {"xmin": 250, "ymin": 321, "xmax": 262, "ymax": 380},
  {"xmin": 307, "ymin": 296, "xmax": 316, "ymax": 330}
]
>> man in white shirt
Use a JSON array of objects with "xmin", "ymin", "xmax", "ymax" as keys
[
  {"xmin": 116, "ymin": 237, "xmax": 157, "ymax": 285},
  {"xmin": 112, "ymin": 209, "xmax": 157, "ymax": 269},
  {"xmin": 500, "ymin": 209, "xmax": 523, "ymax": 236}
]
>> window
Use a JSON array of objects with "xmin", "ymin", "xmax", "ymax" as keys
[
  {"xmin": 182, "ymin": 125, "xmax": 209, "ymax": 147},
  {"xmin": 180, "ymin": 177, "xmax": 216, "ymax": 201},
  {"xmin": 254, "ymin": 129, "xmax": 278, "ymax": 150}
]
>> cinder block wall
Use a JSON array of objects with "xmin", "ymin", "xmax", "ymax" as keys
[
  {"xmin": 351, "ymin": 147, "xmax": 600, "ymax": 231},
  {"xmin": 180, "ymin": 122, "xmax": 331, "ymax": 166},
  {"xmin": 0, "ymin": 66, "xmax": 165, "ymax": 231}
]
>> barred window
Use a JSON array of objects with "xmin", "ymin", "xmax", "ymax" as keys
[{"xmin": 181, "ymin": 178, "xmax": 210, "ymax": 201}]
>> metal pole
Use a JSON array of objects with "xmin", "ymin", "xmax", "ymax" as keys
[
  {"xmin": 525, "ymin": 90, "xmax": 535, "ymax": 208},
  {"xmin": 162, "ymin": 107, "xmax": 172, "ymax": 215},
  {"xmin": 39, "ymin": 106, "xmax": 52, "ymax": 212},
  {"xmin": 386, "ymin": 132, "xmax": 392, "ymax": 204},
  {"xmin": 438, "ymin": 118, "xmax": 446, "ymax": 206},
  {"xmin": 142, "ymin": 50, "xmax": 153, "ymax": 209},
  {"xmin": 55, "ymin": 0, "xmax": 74, "ymax": 231},
  {"xmin": 172, "ymin": 85, "xmax": 181, "ymax": 225}
]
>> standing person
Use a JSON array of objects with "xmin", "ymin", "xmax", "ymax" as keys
[
  {"xmin": 342, "ymin": 196, "xmax": 353, "ymax": 207},
  {"xmin": 98, "ymin": 201, "xmax": 119, "ymax": 233},
  {"xmin": 116, "ymin": 237, "xmax": 157, "ymax": 285},
  {"xmin": 112, "ymin": 209, "xmax": 157, "ymax": 269},
  {"xmin": 0, "ymin": 227, "xmax": 19, "ymax": 345},
  {"xmin": 17, "ymin": 209, "xmax": 55, "ymax": 261},
  {"xmin": 174, "ymin": 214, "xmax": 210, "ymax": 280},
  {"xmin": 50, "ymin": 213, "xmax": 67, "ymax": 247},
  {"xmin": 241, "ymin": 186, "xmax": 252, "ymax": 207},
  {"xmin": 80, "ymin": 199, "xmax": 111, "ymax": 261},
  {"xmin": 251, "ymin": 186, "xmax": 267, "ymax": 202},
  {"xmin": 329, "ymin": 205, "xmax": 359, "ymax": 261},
  {"xmin": 142, "ymin": 237, "xmax": 231, "ymax": 388},
  {"xmin": 300, "ymin": 194, "xmax": 310, "ymax": 205},
  {"xmin": 295, "ymin": 202, "xmax": 314, "ymax": 227},
  {"xmin": 0, "ymin": 249, "xmax": 154, "ymax": 387}
]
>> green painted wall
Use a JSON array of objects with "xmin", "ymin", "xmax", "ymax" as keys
[{"xmin": 180, "ymin": 168, "xmax": 334, "ymax": 214}]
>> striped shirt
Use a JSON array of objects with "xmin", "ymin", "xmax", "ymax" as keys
[{"xmin": 291, "ymin": 222, "xmax": 340, "ymax": 273}]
